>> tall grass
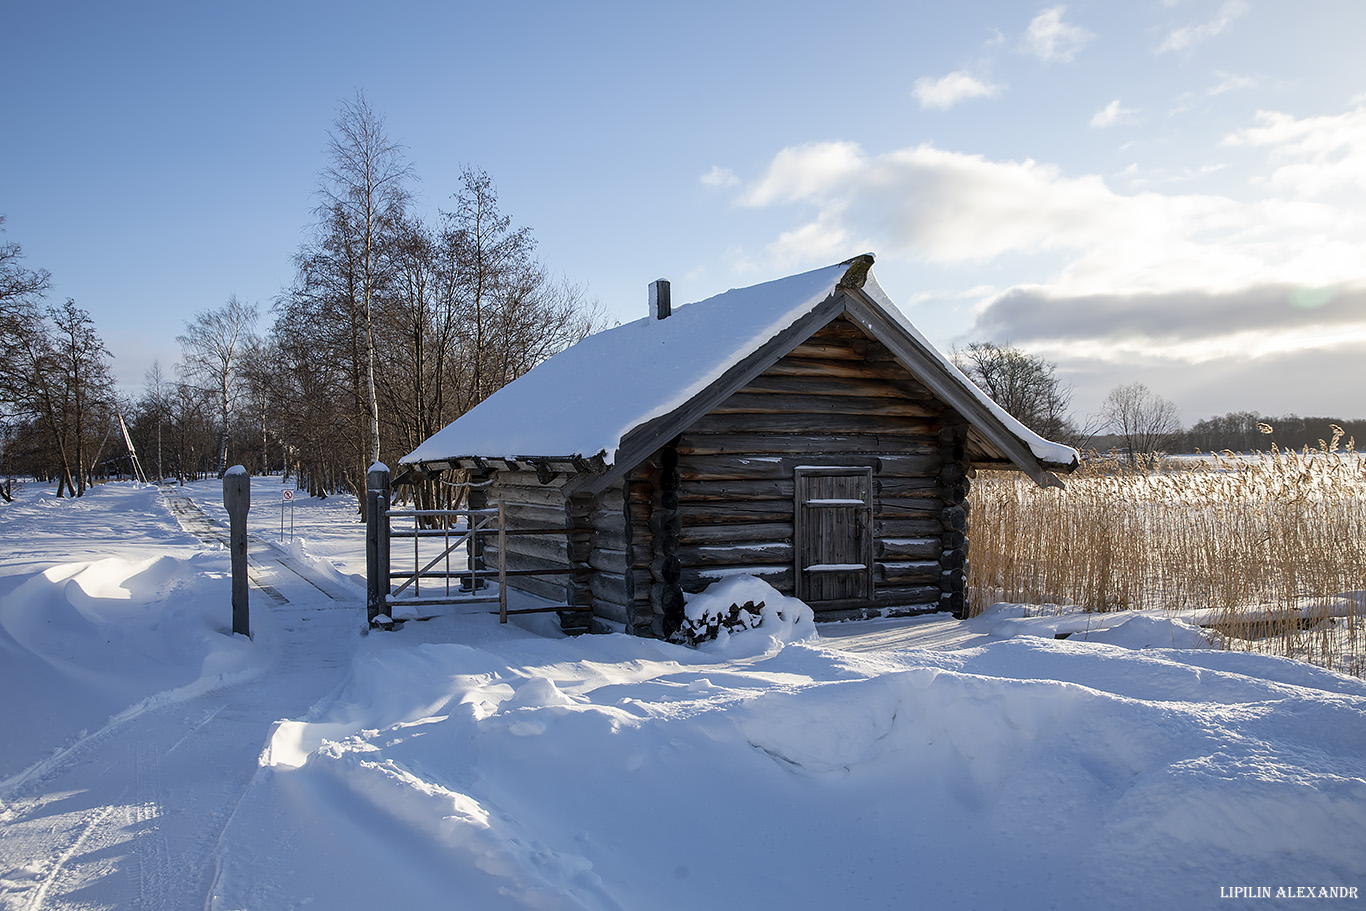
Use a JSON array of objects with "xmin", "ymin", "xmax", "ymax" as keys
[{"xmin": 967, "ymin": 430, "xmax": 1366, "ymax": 676}]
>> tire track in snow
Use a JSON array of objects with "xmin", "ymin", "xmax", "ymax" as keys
[{"xmin": 161, "ymin": 489, "xmax": 355, "ymax": 605}]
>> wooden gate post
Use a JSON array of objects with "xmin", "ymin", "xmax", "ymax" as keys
[
  {"xmin": 366, "ymin": 462, "xmax": 391, "ymax": 626},
  {"xmin": 223, "ymin": 465, "xmax": 251, "ymax": 637}
]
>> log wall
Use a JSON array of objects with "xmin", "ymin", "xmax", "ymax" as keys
[{"xmin": 624, "ymin": 317, "xmax": 962, "ymax": 627}]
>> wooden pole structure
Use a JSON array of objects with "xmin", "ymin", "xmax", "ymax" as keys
[
  {"xmin": 223, "ymin": 465, "xmax": 250, "ymax": 637},
  {"xmin": 498, "ymin": 500, "xmax": 507, "ymax": 623},
  {"xmin": 366, "ymin": 462, "xmax": 391, "ymax": 626}
]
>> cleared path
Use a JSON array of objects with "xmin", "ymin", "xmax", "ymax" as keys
[{"xmin": 0, "ymin": 491, "xmax": 360, "ymax": 911}]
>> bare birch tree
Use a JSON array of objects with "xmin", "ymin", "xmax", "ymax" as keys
[
  {"xmin": 178, "ymin": 295, "xmax": 258, "ymax": 477},
  {"xmin": 318, "ymin": 91, "xmax": 412, "ymax": 467}
]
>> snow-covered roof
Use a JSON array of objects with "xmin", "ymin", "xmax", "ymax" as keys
[{"xmin": 402, "ymin": 256, "xmax": 1079, "ymax": 486}]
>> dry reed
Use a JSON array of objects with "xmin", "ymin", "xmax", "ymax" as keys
[{"xmin": 967, "ymin": 429, "xmax": 1366, "ymax": 676}]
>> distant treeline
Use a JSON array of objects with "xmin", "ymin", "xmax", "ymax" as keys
[
  {"xmin": 1080, "ymin": 412, "xmax": 1365, "ymax": 455},
  {"xmin": 1183, "ymin": 412, "xmax": 1364, "ymax": 453}
]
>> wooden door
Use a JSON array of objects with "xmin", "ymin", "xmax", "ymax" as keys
[{"xmin": 794, "ymin": 467, "xmax": 873, "ymax": 603}]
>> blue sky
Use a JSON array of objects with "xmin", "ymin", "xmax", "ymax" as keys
[{"xmin": 4, "ymin": 1, "xmax": 1365, "ymax": 426}]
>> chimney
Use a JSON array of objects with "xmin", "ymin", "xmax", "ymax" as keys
[{"xmin": 649, "ymin": 279, "xmax": 671, "ymax": 320}]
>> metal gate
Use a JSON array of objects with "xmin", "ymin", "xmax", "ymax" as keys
[{"xmin": 364, "ymin": 464, "xmax": 583, "ymax": 627}]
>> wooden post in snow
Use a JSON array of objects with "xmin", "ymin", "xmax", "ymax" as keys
[
  {"xmin": 366, "ymin": 462, "xmax": 391, "ymax": 627},
  {"xmin": 223, "ymin": 465, "xmax": 251, "ymax": 637}
]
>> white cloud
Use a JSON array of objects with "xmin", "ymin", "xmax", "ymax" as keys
[
  {"xmin": 1024, "ymin": 6, "xmax": 1094, "ymax": 63},
  {"xmin": 1090, "ymin": 100, "xmax": 1140, "ymax": 128},
  {"xmin": 1158, "ymin": 0, "xmax": 1248, "ymax": 53},
  {"xmin": 737, "ymin": 101, "xmax": 1366, "ymax": 298},
  {"xmin": 700, "ymin": 166, "xmax": 739, "ymax": 189},
  {"xmin": 912, "ymin": 71, "xmax": 1002, "ymax": 110},
  {"xmin": 1226, "ymin": 104, "xmax": 1366, "ymax": 199}
]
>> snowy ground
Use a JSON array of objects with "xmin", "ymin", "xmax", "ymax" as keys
[{"xmin": 1, "ymin": 477, "xmax": 1363, "ymax": 910}]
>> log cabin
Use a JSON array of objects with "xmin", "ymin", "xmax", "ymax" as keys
[{"xmin": 400, "ymin": 254, "xmax": 1078, "ymax": 637}]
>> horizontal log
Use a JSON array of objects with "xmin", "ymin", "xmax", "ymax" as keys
[
  {"xmin": 677, "ymin": 454, "xmax": 793, "ymax": 481},
  {"xmin": 876, "ymin": 537, "xmax": 941, "ymax": 559},
  {"xmin": 874, "ymin": 502, "xmax": 941, "ymax": 521},
  {"xmin": 505, "ymin": 575, "xmax": 568, "ymax": 604},
  {"xmin": 590, "ymin": 598, "xmax": 629, "ymax": 626},
  {"xmin": 682, "ymin": 565, "xmax": 794, "ymax": 593},
  {"xmin": 875, "ymin": 561, "xmax": 943, "ymax": 585},
  {"xmin": 876, "ymin": 453, "xmax": 945, "ymax": 476},
  {"xmin": 497, "ymin": 534, "xmax": 569, "ymax": 564},
  {"xmin": 595, "ymin": 483, "xmax": 625, "ymax": 510},
  {"xmin": 877, "ymin": 517, "xmax": 946, "ymax": 538},
  {"xmin": 589, "ymin": 508, "xmax": 627, "ymax": 533},
  {"xmin": 677, "ymin": 540, "xmax": 793, "ymax": 566},
  {"xmin": 679, "ymin": 478, "xmax": 792, "ymax": 502},
  {"xmin": 876, "ymin": 477, "xmax": 942, "ymax": 498},
  {"xmin": 493, "ymin": 468, "xmax": 566, "ymax": 489},
  {"xmin": 785, "ymin": 338, "xmax": 868, "ymax": 361},
  {"xmin": 678, "ymin": 501, "xmax": 792, "ymax": 525},
  {"xmin": 687, "ymin": 412, "xmax": 942, "ymax": 437},
  {"xmin": 678, "ymin": 522, "xmax": 794, "ymax": 546},
  {"xmin": 809, "ymin": 585, "xmax": 942, "ymax": 613},
  {"xmin": 710, "ymin": 392, "xmax": 940, "ymax": 419},
  {"xmin": 764, "ymin": 356, "xmax": 896, "ymax": 380},
  {"xmin": 810, "ymin": 318, "xmax": 868, "ymax": 339},
  {"xmin": 592, "ymin": 528, "xmax": 630, "ymax": 552},
  {"xmin": 677, "ymin": 433, "xmax": 940, "ymax": 457},
  {"xmin": 590, "ymin": 570, "xmax": 630, "ymax": 607},
  {"xmin": 589, "ymin": 547, "xmax": 627, "ymax": 573},
  {"xmin": 737, "ymin": 372, "xmax": 941, "ymax": 403},
  {"xmin": 502, "ymin": 501, "xmax": 567, "ymax": 528},
  {"xmin": 491, "ymin": 483, "xmax": 566, "ymax": 509},
  {"xmin": 487, "ymin": 548, "xmax": 570, "ymax": 575},
  {"xmin": 812, "ymin": 603, "xmax": 942, "ymax": 622}
]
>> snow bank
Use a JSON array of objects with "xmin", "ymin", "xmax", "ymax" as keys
[
  {"xmin": 968, "ymin": 602, "xmax": 1219, "ymax": 649},
  {"xmin": 246, "ymin": 611, "xmax": 1365, "ymax": 910},
  {"xmin": 0, "ymin": 550, "xmax": 259, "ymax": 783}
]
